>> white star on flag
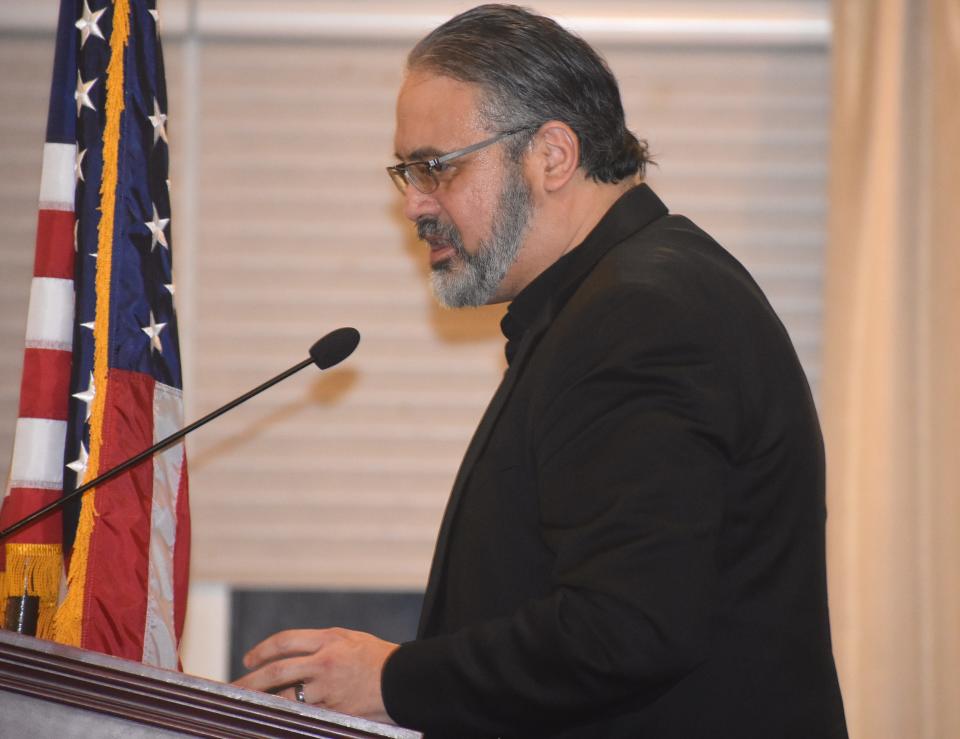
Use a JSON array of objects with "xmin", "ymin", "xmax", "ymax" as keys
[
  {"xmin": 145, "ymin": 204, "xmax": 170, "ymax": 250},
  {"xmin": 165, "ymin": 283, "xmax": 175, "ymax": 296},
  {"xmin": 75, "ymin": 0, "xmax": 106, "ymax": 48},
  {"xmin": 72, "ymin": 372, "xmax": 96, "ymax": 421},
  {"xmin": 76, "ymin": 148, "xmax": 86, "ymax": 183},
  {"xmin": 81, "ymin": 321, "xmax": 95, "ymax": 331},
  {"xmin": 75, "ymin": 73, "xmax": 97, "ymax": 115},
  {"xmin": 142, "ymin": 310, "xmax": 167, "ymax": 354},
  {"xmin": 67, "ymin": 442, "xmax": 90, "ymax": 477},
  {"xmin": 148, "ymin": 97, "xmax": 168, "ymax": 145}
]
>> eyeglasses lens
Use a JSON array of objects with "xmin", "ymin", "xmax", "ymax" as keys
[
  {"xmin": 387, "ymin": 163, "xmax": 442, "ymax": 195},
  {"xmin": 406, "ymin": 164, "xmax": 437, "ymax": 194}
]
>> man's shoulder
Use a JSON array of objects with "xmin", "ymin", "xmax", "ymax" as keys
[
  {"xmin": 536, "ymin": 211, "xmax": 792, "ymax": 387},
  {"xmin": 564, "ymin": 213, "xmax": 763, "ymax": 327},
  {"xmin": 600, "ymin": 213, "xmax": 751, "ymax": 289}
]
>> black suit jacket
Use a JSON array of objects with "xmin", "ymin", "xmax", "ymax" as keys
[{"xmin": 382, "ymin": 186, "xmax": 847, "ymax": 739}]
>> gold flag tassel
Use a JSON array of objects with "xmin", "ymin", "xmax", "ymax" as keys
[{"xmin": 2, "ymin": 543, "xmax": 63, "ymax": 638}]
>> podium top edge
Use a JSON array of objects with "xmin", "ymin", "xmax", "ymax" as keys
[{"xmin": 0, "ymin": 629, "xmax": 421, "ymax": 739}]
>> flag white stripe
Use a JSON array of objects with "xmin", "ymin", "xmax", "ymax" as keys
[
  {"xmin": 25, "ymin": 276, "xmax": 74, "ymax": 349},
  {"xmin": 142, "ymin": 382, "xmax": 184, "ymax": 669},
  {"xmin": 38, "ymin": 142, "xmax": 77, "ymax": 208},
  {"xmin": 9, "ymin": 417, "xmax": 68, "ymax": 489}
]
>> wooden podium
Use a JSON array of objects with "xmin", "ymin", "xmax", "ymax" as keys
[{"xmin": 0, "ymin": 629, "xmax": 420, "ymax": 738}]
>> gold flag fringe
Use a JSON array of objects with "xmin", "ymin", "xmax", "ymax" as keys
[
  {"xmin": 52, "ymin": 0, "xmax": 130, "ymax": 648},
  {"xmin": 2, "ymin": 543, "xmax": 63, "ymax": 638},
  {"xmin": 50, "ymin": 498, "xmax": 97, "ymax": 645}
]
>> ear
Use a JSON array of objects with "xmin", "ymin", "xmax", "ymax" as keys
[{"xmin": 528, "ymin": 121, "xmax": 580, "ymax": 193}]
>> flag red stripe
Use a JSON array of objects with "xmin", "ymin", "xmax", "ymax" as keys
[
  {"xmin": 81, "ymin": 369, "xmax": 154, "ymax": 659},
  {"xmin": 0, "ymin": 488, "xmax": 63, "ymax": 544},
  {"xmin": 34, "ymin": 209, "xmax": 76, "ymax": 279},
  {"xmin": 18, "ymin": 347, "xmax": 73, "ymax": 420}
]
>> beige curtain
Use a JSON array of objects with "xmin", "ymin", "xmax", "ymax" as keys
[{"xmin": 823, "ymin": 0, "xmax": 960, "ymax": 737}]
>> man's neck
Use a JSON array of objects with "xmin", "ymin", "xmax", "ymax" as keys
[
  {"xmin": 494, "ymin": 177, "xmax": 636, "ymax": 302},
  {"xmin": 557, "ymin": 178, "xmax": 635, "ymax": 258}
]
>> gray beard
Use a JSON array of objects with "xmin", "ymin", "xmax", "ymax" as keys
[{"xmin": 419, "ymin": 167, "xmax": 532, "ymax": 308}]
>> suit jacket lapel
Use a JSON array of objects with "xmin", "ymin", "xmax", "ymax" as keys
[{"xmin": 417, "ymin": 309, "xmax": 552, "ymax": 636}]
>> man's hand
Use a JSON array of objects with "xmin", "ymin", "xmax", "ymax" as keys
[{"xmin": 233, "ymin": 627, "xmax": 399, "ymax": 723}]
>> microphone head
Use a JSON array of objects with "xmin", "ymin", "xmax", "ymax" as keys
[{"xmin": 309, "ymin": 327, "xmax": 361, "ymax": 370}]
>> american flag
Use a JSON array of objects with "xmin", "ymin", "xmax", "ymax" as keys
[{"xmin": 0, "ymin": 0, "xmax": 190, "ymax": 668}]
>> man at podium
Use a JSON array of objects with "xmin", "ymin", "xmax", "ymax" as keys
[{"xmin": 236, "ymin": 6, "xmax": 848, "ymax": 738}]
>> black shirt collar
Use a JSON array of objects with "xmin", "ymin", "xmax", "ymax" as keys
[{"xmin": 500, "ymin": 242, "xmax": 575, "ymax": 364}]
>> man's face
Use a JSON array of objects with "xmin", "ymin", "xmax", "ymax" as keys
[{"xmin": 393, "ymin": 70, "xmax": 532, "ymax": 307}]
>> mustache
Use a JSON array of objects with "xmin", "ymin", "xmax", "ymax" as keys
[{"xmin": 417, "ymin": 217, "xmax": 459, "ymax": 244}]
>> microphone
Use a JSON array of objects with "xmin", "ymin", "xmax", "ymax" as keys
[
  {"xmin": 310, "ymin": 326, "xmax": 361, "ymax": 369},
  {"xmin": 0, "ymin": 327, "xmax": 361, "ymax": 541}
]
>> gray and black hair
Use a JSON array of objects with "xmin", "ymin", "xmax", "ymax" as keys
[{"xmin": 407, "ymin": 4, "xmax": 650, "ymax": 183}]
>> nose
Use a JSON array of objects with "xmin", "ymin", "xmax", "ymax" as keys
[{"xmin": 402, "ymin": 184, "xmax": 441, "ymax": 223}]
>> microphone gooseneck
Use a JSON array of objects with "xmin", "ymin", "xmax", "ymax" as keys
[{"xmin": 0, "ymin": 328, "xmax": 361, "ymax": 541}]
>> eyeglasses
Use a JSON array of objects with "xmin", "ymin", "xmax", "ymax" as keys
[{"xmin": 387, "ymin": 127, "xmax": 532, "ymax": 195}]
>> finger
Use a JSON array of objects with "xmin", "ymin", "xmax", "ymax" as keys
[
  {"xmin": 243, "ymin": 629, "xmax": 330, "ymax": 669},
  {"xmin": 233, "ymin": 654, "xmax": 307, "ymax": 693},
  {"xmin": 288, "ymin": 681, "xmax": 309, "ymax": 705},
  {"xmin": 273, "ymin": 683, "xmax": 301, "ymax": 703}
]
